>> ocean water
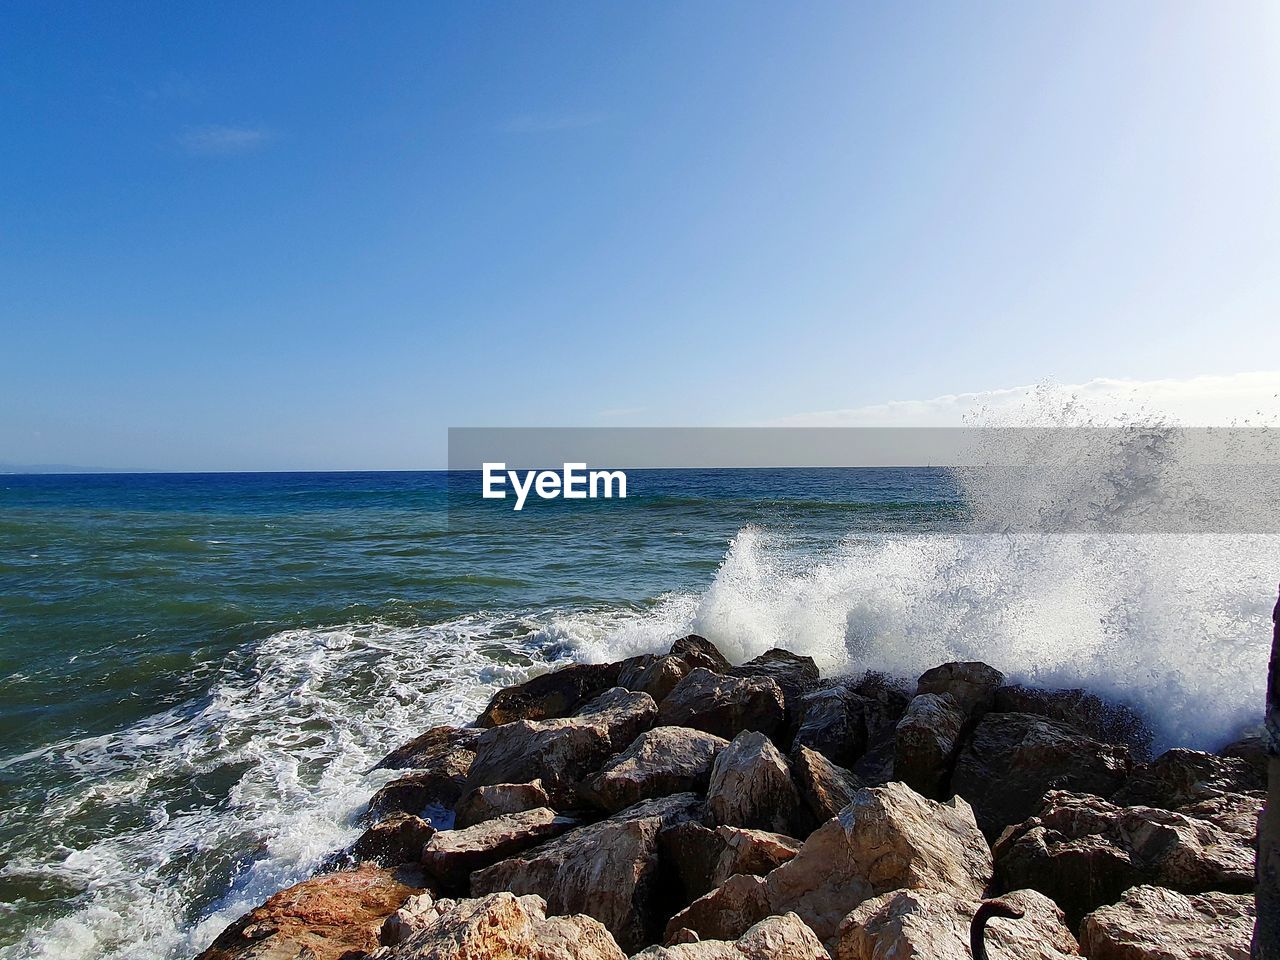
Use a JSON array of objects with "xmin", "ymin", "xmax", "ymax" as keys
[{"xmin": 0, "ymin": 461, "xmax": 1276, "ymax": 959}]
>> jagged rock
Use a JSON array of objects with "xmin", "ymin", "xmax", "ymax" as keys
[
  {"xmin": 381, "ymin": 890, "xmax": 627, "ymax": 959},
  {"xmin": 349, "ymin": 813, "xmax": 436, "ymax": 866},
  {"xmin": 669, "ymin": 782, "xmax": 992, "ymax": 946},
  {"xmin": 421, "ymin": 808, "xmax": 578, "ymax": 889},
  {"xmin": 730, "ymin": 650, "xmax": 820, "ymax": 719},
  {"xmin": 658, "ymin": 669, "xmax": 786, "ymax": 741},
  {"xmin": 992, "ymin": 790, "xmax": 1255, "ymax": 927},
  {"xmin": 1218, "ymin": 731, "xmax": 1267, "ymax": 780},
  {"xmin": 375, "ymin": 725, "xmax": 483, "ymax": 772},
  {"xmin": 672, "ymin": 635, "xmax": 733, "ymax": 673},
  {"xmin": 846, "ymin": 672, "xmax": 912, "ymax": 738},
  {"xmin": 466, "ymin": 688, "xmax": 657, "ymax": 802},
  {"xmin": 382, "ymin": 891, "xmax": 437, "ymax": 945},
  {"xmin": 1176, "ymin": 791, "xmax": 1263, "ymax": 839},
  {"xmin": 894, "ymin": 693, "xmax": 965, "ymax": 799},
  {"xmin": 661, "ymin": 822, "xmax": 802, "ymax": 903},
  {"xmin": 196, "ymin": 863, "xmax": 424, "ymax": 960},
  {"xmin": 706, "ymin": 731, "xmax": 801, "ymax": 833},
  {"xmin": 916, "ymin": 661, "xmax": 1004, "ymax": 717},
  {"xmin": 791, "ymin": 745, "xmax": 863, "ymax": 824},
  {"xmin": 1111, "ymin": 748, "xmax": 1263, "ymax": 808},
  {"xmin": 1078, "ymin": 884, "xmax": 1253, "ymax": 960},
  {"xmin": 453, "ymin": 780, "xmax": 550, "ymax": 829},
  {"xmin": 586, "ymin": 726, "xmax": 729, "ymax": 812},
  {"xmin": 630, "ymin": 656, "xmax": 698, "ymax": 703},
  {"xmin": 471, "ymin": 793, "xmax": 702, "ymax": 952},
  {"xmin": 835, "ymin": 887, "xmax": 1080, "ymax": 960},
  {"xmin": 951, "ymin": 712, "xmax": 1132, "ymax": 838},
  {"xmin": 477, "ymin": 662, "xmax": 625, "ymax": 727},
  {"xmin": 368, "ymin": 771, "xmax": 468, "ymax": 822},
  {"xmin": 635, "ymin": 913, "xmax": 828, "ymax": 959},
  {"xmin": 994, "ymin": 685, "xmax": 1153, "ymax": 759},
  {"xmin": 792, "ymin": 686, "xmax": 866, "ymax": 769},
  {"xmin": 849, "ymin": 733, "xmax": 895, "ymax": 787}
]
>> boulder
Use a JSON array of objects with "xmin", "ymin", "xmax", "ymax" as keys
[
  {"xmin": 375, "ymin": 725, "xmax": 483, "ymax": 772},
  {"xmin": 791, "ymin": 745, "xmax": 863, "ymax": 824},
  {"xmin": 730, "ymin": 650, "xmax": 820, "ymax": 712},
  {"xmin": 1176, "ymin": 791, "xmax": 1263, "ymax": 839},
  {"xmin": 421, "ymin": 807, "xmax": 578, "ymax": 889},
  {"xmin": 835, "ymin": 887, "xmax": 1080, "ymax": 960},
  {"xmin": 368, "ymin": 771, "xmax": 469, "ymax": 823},
  {"xmin": 348, "ymin": 812, "xmax": 436, "ymax": 866},
  {"xmin": 792, "ymin": 686, "xmax": 866, "ymax": 769},
  {"xmin": 471, "ymin": 793, "xmax": 703, "ymax": 952},
  {"xmin": 586, "ymin": 726, "xmax": 729, "ymax": 812},
  {"xmin": 845, "ymin": 672, "xmax": 912, "ymax": 740},
  {"xmin": 664, "ymin": 874, "xmax": 773, "ymax": 945},
  {"xmin": 849, "ymin": 733, "xmax": 895, "ymax": 787},
  {"xmin": 381, "ymin": 890, "xmax": 627, "ymax": 960},
  {"xmin": 950, "ymin": 712, "xmax": 1132, "ymax": 838},
  {"xmin": 661, "ymin": 822, "xmax": 802, "ymax": 903},
  {"xmin": 658, "ymin": 669, "xmax": 786, "ymax": 741},
  {"xmin": 635, "ymin": 913, "xmax": 828, "ymax": 960},
  {"xmin": 671, "ymin": 635, "xmax": 733, "ymax": 673},
  {"xmin": 477, "ymin": 662, "xmax": 625, "ymax": 726},
  {"xmin": 706, "ymin": 732, "xmax": 801, "ymax": 833},
  {"xmin": 466, "ymin": 688, "xmax": 658, "ymax": 802},
  {"xmin": 994, "ymin": 685, "xmax": 1153, "ymax": 759},
  {"xmin": 196, "ymin": 863, "xmax": 424, "ymax": 960},
  {"xmin": 1218, "ymin": 732, "xmax": 1267, "ymax": 781},
  {"xmin": 454, "ymin": 780, "xmax": 551, "ymax": 829},
  {"xmin": 916, "ymin": 661, "xmax": 1003, "ymax": 717},
  {"xmin": 893, "ymin": 693, "xmax": 966, "ymax": 799},
  {"xmin": 630, "ymin": 655, "xmax": 698, "ymax": 703},
  {"xmin": 1078, "ymin": 885, "xmax": 1253, "ymax": 960},
  {"xmin": 1111, "ymin": 748, "xmax": 1263, "ymax": 808},
  {"xmin": 992, "ymin": 790, "xmax": 1255, "ymax": 927}
]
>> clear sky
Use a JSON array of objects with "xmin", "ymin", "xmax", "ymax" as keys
[{"xmin": 3, "ymin": 2, "xmax": 1278, "ymax": 470}]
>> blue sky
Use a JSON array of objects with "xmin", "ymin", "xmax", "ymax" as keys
[{"xmin": 2, "ymin": 2, "xmax": 1278, "ymax": 470}]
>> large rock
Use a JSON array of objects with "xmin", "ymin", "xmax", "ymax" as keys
[
  {"xmin": 1078, "ymin": 884, "xmax": 1253, "ymax": 960},
  {"xmin": 586, "ymin": 726, "xmax": 729, "ymax": 813},
  {"xmin": 471, "ymin": 793, "xmax": 702, "ymax": 952},
  {"xmin": 835, "ymin": 888, "xmax": 1080, "ymax": 960},
  {"xmin": 348, "ymin": 812, "xmax": 436, "ymax": 866},
  {"xmin": 916, "ymin": 661, "xmax": 1003, "ymax": 717},
  {"xmin": 368, "ymin": 771, "xmax": 470, "ymax": 823},
  {"xmin": 421, "ymin": 807, "xmax": 578, "ymax": 889},
  {"xmin": 634, "ymin": 913, "xmax": 828, "ymax": 960},
  {"xmin": 381, "ymin": 890, "xmax": 627, "ymax": 959},
  {"xmin": 196, "ymin": 863, "xmax": 423, "ymax": 960},
  {"xmin": 661, "ymin": 822, "xmax": 802, "ymax": 903},
  {"xmin": 466, "ymin": 688, "xmax": 657, "ymax": 802},
  {"xmin": 951, "ymin": 712, "xmax": 1132, "ymax": 838},
  {"xmin": 1218, "ymin": 731, "xmax": 1267, "ymax": 780},
  {"xmin": 994, "ymin": 685, "xmax": 1153, "ymax": 759},
  {"xmin": 992, "ymin": 790, "xmax": 1255, "ymax": 927},
  {"xmin": 669, "ymin": 782, "xmax": 992, "ymax": 946},
  {"xmin": 375, "ymin": 725, "xmax": 483, "ymax": 772},
  {"xmin": 1111, "ymin": 748, "xmax": 1264, "ymax": 808},
  {"xmin": 626, "ymin": 637, "xmax": 734, "ymax": 703},
  {"xmin": 671, "ymin": 634, "xmax": 733, "ymax": 673},
  {"xmin": 658, "ymin": 669, "xmax": 786, "ymax": 741},
  {"xmin": 477, "ymin": 662, "xmax": 625, "ymax": 727},
  {"xmin": 706, "ymin": 731, "xmax": 801, "ymax": 833},
  {"xmin": 730, "ymin": 650, "xmax": 820, "ymax": 717},
  {"xmin": 454, "ymin": 780, "xmax": 551, "ymax": 829},
  {"xmin": 1176, "ymin": 790, "xmax": 1263, "ymax": 839},
  {"xmin": 792, "ymin": 686, "xmax": 866, "ymax": 769},
  {"xmin": 791, "ymin": 745, "xmax": 863, "ymax": 824},
  {"xmin": 894, "ymin": 693, "xmax": 966, "ymax": 799}
]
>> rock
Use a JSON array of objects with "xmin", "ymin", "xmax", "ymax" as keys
[
  {"xmin": 835, "ymin": 887, "xmax": 1080, "ymax": 960},
  {"xmin": 367, "ymin": 771, "xmax": 469, "ymax": 823},
  {"xmin": 671, "ymin": 635, "xmax": 733, "ymax": 673},
  {"xmin": 196, "ymin": 863, "xmax": 424, "ymax": 960},
  {"xmin": 950, "ymin": 712, "xmax": 1132, "ymax": 838},
  {"xmin": 849, "ymin": 733, "xmax": 895, "ymax": 787},
  {"xmin": 635, "ymin": 913, "xmax": 828, "ymax": 960},
  {"xmin": 669, "ymin": 782, "xmax": 992, "ymax": 946},
  {"xmin": 893, "ymin": 693, "xmax": 966, "ymax": 799},
  {"xmin": 382, "ymin": 890, "xmax": 627, "ymax": 960},
  {"xmin": 1218, "ymin": 732, "xmax": 1267, "ymax": 781},
  {"xmin": 381, "ymin": 891, "xmax": 438, "ymax": 945},
  {"xmin": 791, "ymin": 745, "xmax": 863, "ymax": 824},
  {"xmin": 661, "ymin": 822, "xmax": 802, "ymax": 903},
  {"xmin": 994, "ymin": 685, "xmax": 1153, "ymax": 759},
  {"xmin": 792, "ymin": 686, "xmax": 866, "ymax": 769},
  {"xmin": 658, "ymin": 669, "xmax": 787, "ymax": 742},
  {"xmin": 1176, "ymin": 791, "xmax": 1263, "ymax": 839},
  {"xmin": 471, "ymin": 793, "xmax": 703, "ymax": 952},
  {"xmin": 1078, "ymin": 885, "xmax": 1253, "ymax": 960},
  {"xmin": 630, "ymin": 656, "xmax": 698, "ymax": 703},
  {"xmin": 1111, "ymin": 748, "xmax": 1264, "ymax": 808},
  {"xmin": 375, "ymin": 725, "xmax": 483, "ymax": 772},
  {"xmin": 706, "ymin": 731, "xmax": 801, "ymax": 833},
  {"xmin": 586, "ymin": 726, "xmax": 729, "ymax": 813},
  {"xmin": 453, "ymin": 780, "xmax": 551, "ymax": 829},
  {"xmin": 845, "ymin": 672, "xmax": 912, "ymax": 740},
  {"xmin": 477, "ymin": 662, "xmax": 625, "ymax": 727},
  {"xmin": 916, "ymin": 661, "xmax": 1004, "ymax": 717},
  {"xmin": 992, "ymin": 790, "xmax": 1255, "ymax": 927},
  {"xmin": 730, "ymin": 650, "xmax": 820, "ymax": 719},
  {"xmin": 466, "ymin": 688, "xmax": 658, "ymax": 802},
  {"xmin": 349, "ymin": 813, "xmax": 436, "ymax": 866},
  {"xmin": 420, "ymin": 807, "xmax": 578, "ymax": 889}
]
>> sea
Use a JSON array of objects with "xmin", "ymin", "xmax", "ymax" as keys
[{"xmin": 1, "ymin": 458, "xmax": 1277, "ymax": 958}]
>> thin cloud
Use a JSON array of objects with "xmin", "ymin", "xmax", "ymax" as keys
[
  {"xmin": 497, "ymin": 112, "xmax": 606, "ymax": 134},
  {"xmin": 177, "ymin": 125, "xmax": 272, "ymax": 157}
]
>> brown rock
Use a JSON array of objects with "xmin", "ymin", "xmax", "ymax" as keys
[
  {"xmin": 664, "ymin": 874, "xmax": 773, "ymax": 945},
  {"xmin": 1176, "ymin": 790, "xmax": 1263, "ymax": 839},
  {"xmin": 196, "ymin": 863, "xmax": 423, "ymax": 960},
  {"xmin": 658, "ymin": 669, "xmax": 787, "ymax": 743},
  {"xmin": 1080, "ymin": 885, "xmax": 1253, "ymax": 959},
  {"xmin": 478, "ymin": 661, "xmax": 629, "ymax": 727},
  {"xmin": 586, "ymin": 726, "xmax": 729, "ymax": 813},
  {"xmin": 367, "ymin": 771, "xmax": 468, "ymax": 822},
  {"xmin": 637, "ymin": 913, "xmax": 828, "ymax": 960},
  {"xmin": 671, "ymin": 635, "xmax": 733, "ymax": 673},
  {"xmin": 951, "ymin": 712, "xmax": 1132, "ymax": 838},
  {"xmin": 375, "ymin": 725, "xmax": 482, "ymax": 772},
  {"xmin": 348, "ymin": 812, "xmax": 436, "ymax": 866},
  {"xmin": 706, "ymin": 731, "xmax": 801, "ymax": 833},
  {"xmin": 916, "ymin": 661, "xmax": 1004, "ymax": 717},
  {"xmin": 630, "ymin": 656, "xmax": 698, "ymax": 703},
  {"xmin": 453, "ymin": 780, "xmax": 551, "ymax": 829},
  {"xmin": 849, "ymin": 733, "xmax": 895, "ymax": 787},
  {"xmin": 730, "ymin": 650, "xmax": 820, "ymax": 723},
  {"xmin": 994, "ymin": 685, "xmax": 1153, "ymax": 759},
  {"xmin": 1111, "ymin": 748, "xmax": 1263, "ymax": 808},
  {"xmin": 421, "ymin": 807, "xmax": 578, "ymax": 889},
  {"xmin": 661, "ymin": 822, "xmax": 802, "ymax": 903},
  {"xmin": 792, "ymin": 686, "xmax": 866, "ymax": 769},
  {"xmin": 1218, "ymin": 731, "xmax": 1267, "ymax": 780},
  {"xmin": 791, "ymin": 745, "xmax": 863, "ymax": 824},
  {"xmin": 894, "ymin": 693, "xmax": 966, "ymax": 799}
]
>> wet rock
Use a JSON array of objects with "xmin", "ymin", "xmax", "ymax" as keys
[
  {"xmin": 368, "ymin": 772, "xmax": 468, "ymax": 822},
  {"xmin": 477, "ymin": 662, "xmax": 625, "ymax": 727},
  {"xmin": 790, "ymin": 745, "xmax": 863, "ymax": 824},
  {"xmin": 420, "ymin": 807, "xmax": 578, "ymax": 889},
  {"xmin": 848, "ymin": 733, "xmax": 895, "ymax": 787},
  {"xmin": 661, "ymin": 822, "xmax": 802, "ymax": 903},
  {"xmin": 453, "ymin": 780, "xmax": 550, "ymax": 829},
  {"xmin": 951, "ymin": 712, "xmax": 1132, "ymax": 838},
  {"xmin": 196, "ymin": 863, "xmax": 424, "ymax": 960},
  {"xmin": 730, "ymin": 649, "xmax": 820, "ymax": 706},
  {"xmin": 994, "ymin": 685, "xmax": 1153, "ymax": 760},
  {"xmin": 1078, "ymin": 884, "xmax": 1253, "ymax": 960},
  {"xmin": 1218, "ymin": 731, "xmax": 1267, "ymax": 781},
  {"xmin": 375, "ymin": 725, "xmax": 482, "ymax": 773},
  {"xmin": 916, "ymin": 661, "xmax": 1004, "ymax": 717},
  {"xmin": 706, "ymin": 731, "xmax": 801, "ymax": 833},
  {"xmin": 466, "ymin": 688, "xmax": 658, "ymax": 802},
  {"xmin": 792, "ymin": 686, "xmax": 866, "ymax": 769},
  {"xmin": 671, "ymin": 635, "xmax": 733, "ymax": 673},
  {"xmin": 630, "ymin": 656, "xmax": 698, "ymax": 703},
  {"xmin": 636, "ymin": 913, "xmax": 828, "ymax": 960},
  {"xmin": 471, "ymin": 793, "xmax": 703, "ymax": 952},
  {"xmin": 658, "ymin": 669, "xmax": 786, "ymax": 741},
  {"xmin": 1111, "ymin": 748, "xmax": 1263, "ymax": 808},
  {"xmin": 894, "ymin": 693, "xmax": 966, "ymax": 799},
  {"xmin": 992, "ymin": 790, "xmax": 1255, "ymax": 927},
  {"xmin": 835, "ymin": 887, "xmax": 1080, "ymax": 960},
  {"xmin": 586, "ymin": 726, "xmax": 729, "ymax": 813},
  {"xmin": 349, "ymin": 813, "xmax": 436, "ymax": 866}
]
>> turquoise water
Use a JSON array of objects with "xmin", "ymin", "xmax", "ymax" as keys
[{"xmin": 0, "ymin": 467, "xmax": 1274, "ymax": 958}]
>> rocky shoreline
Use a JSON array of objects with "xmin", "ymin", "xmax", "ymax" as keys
[{"xmin": 196, "ymin": 637, "xmax": 1263, "ymax": 959}]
